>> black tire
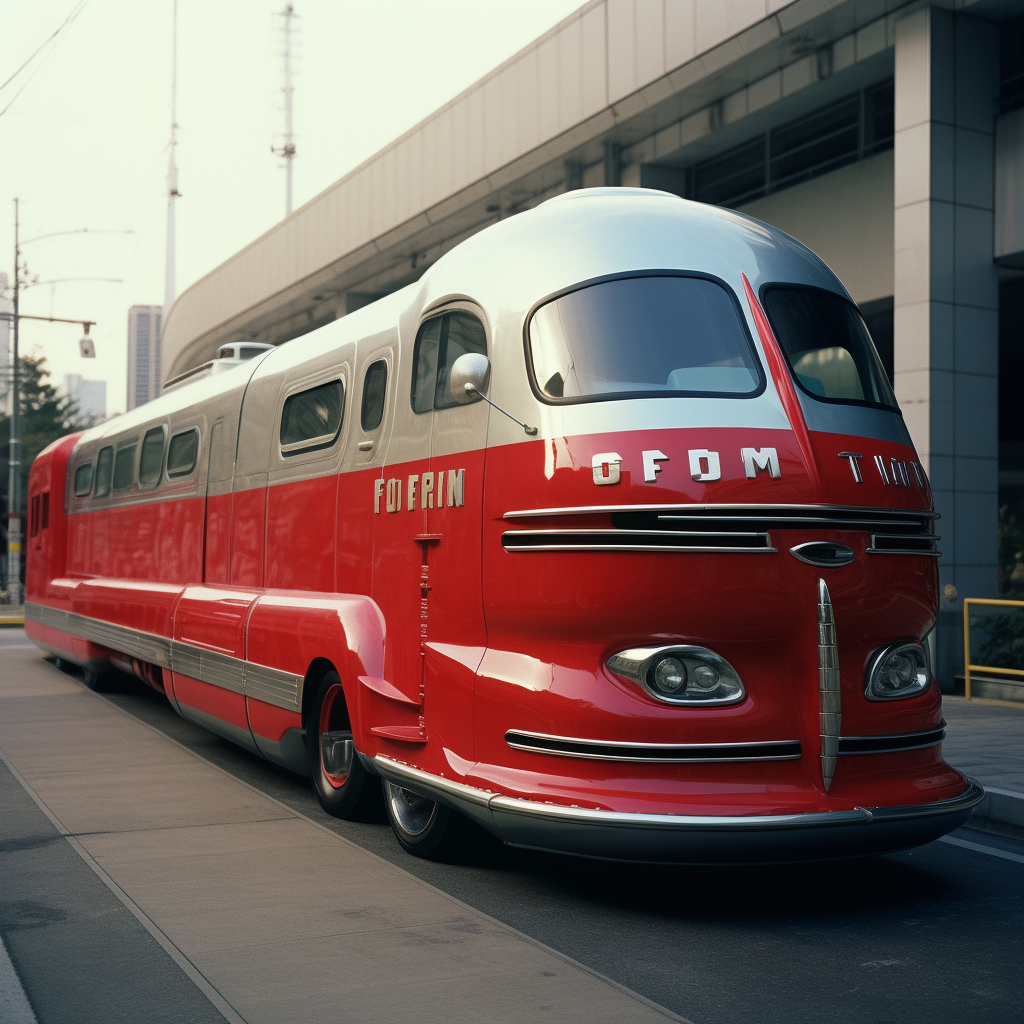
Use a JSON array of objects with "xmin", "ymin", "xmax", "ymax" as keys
[
  {"xmin": 382, "ymin": 780, "xmax": 461, "ymax": 859},
  {"xmin": 82, "ymin": 667, "xmax": 108, "ymax": 692},
  {"xmin": 307, "ymin": 671, "xmax": 382, "ymax": 820}
]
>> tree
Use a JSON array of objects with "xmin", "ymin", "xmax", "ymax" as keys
[{"xmin": 0, "ymin": 353, "xmax": 88, "ymax": 520}]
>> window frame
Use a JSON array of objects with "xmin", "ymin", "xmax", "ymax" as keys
[
  {"xmin": 523, "ymin": 269, "xmax": 767, "ymax": 407},
  {"xmin": 138, "ymin": 425, "xmax": 167, "ymax": 490},
  {"xmin": 758, "ymin": 282, "xmax": 900, "ymax": 413},
  {"xmin": 93, "ymin": 446, "xmax": 114, "ymax": 499},
  {"xmin": 410, "ymin": 305, "xmax": 489, "ymax": 414},
  {"xmin": 165, "ymin": 427, "xmax": 200, "ymax": 479},
  {"xmin": 278, "ymin": 378, "xmax": 346, "ymax": 457},
  {"xmin": 360, "ymin": 358, "xmax": 389, "ymax": 433},
  {"xmin": 73, "ymin": 461, "xmax": 94, "ymax": 498}
]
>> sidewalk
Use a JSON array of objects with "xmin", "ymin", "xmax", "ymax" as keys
[
  {"xmin": 0, "ymin": 644, "xmax": 687, "ymax": 1024},
  {"xmin": 0, "ymin": 606, "xmax": 25, "ymax": 626},
  {"xmin": 941, "ymin": 696, "xmax": 1024, "ymax": 830}
]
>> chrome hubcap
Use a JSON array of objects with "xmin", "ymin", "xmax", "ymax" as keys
[
  {"xmin": 385, "ymin": 781, "xmax": 436, "ymax": 837},
  {"xmin": 320, "ymin": 730, "xmax": 353, "ymax": 784}
]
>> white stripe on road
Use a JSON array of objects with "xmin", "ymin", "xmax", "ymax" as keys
[
  {"xmin": 0, "ymin": 934, "xmax": 37, "ymax": 1024},
  {"xmin": 939, "ymin": 835, "xmax": 1024, "ymax": 864}
]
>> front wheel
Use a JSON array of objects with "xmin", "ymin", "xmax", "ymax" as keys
[
  {"xmin": 307, "ymin": 672, "xmax": 381, "ymax": 820},
  {"xmin": 382, "ymin": 780, "xmax": 458, "ymax": 859}
]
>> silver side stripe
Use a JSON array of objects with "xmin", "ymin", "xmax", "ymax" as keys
[
  {"xmin": 25, "ymin": 601, "xmax": 302, "ymax": 712},
  {"xmin": 817, "ymin": 579, "xmax": 841, "ymax": 793}
]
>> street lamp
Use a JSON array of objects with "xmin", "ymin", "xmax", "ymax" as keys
[{"xmin": 4, "ymin": 202, "xmax": 128, "ymax": 605}]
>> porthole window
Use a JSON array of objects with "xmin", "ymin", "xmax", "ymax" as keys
[
  {"xmin": 280, "ymin": 380, "xmax": 345, "ymax": 455},
  {"xmin": 166, "ymin": 429, "xmax": 199, "ymax": 478},
  {"xmin": 411, "ymin": 310, "xmax": 487, "ymax": 413},
  {"xmin": 112, "ymin": 444, "xmax": 137, "ymax": 491},
  {"xmin": 73, "ymin": 463, "xmax": 93, "ymax": 497},
  {"xmin": 94, "ymin": 446, "xmax": 113, "ymax": 498},
  {"xmin": 139, "ymin": 427, "xmax": 165, "ymax": 489},
  {"xmin": 360, "ymin": 360, "xmax": 388, "ymax": 432}
]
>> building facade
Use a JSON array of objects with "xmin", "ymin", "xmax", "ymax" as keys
[
  {"xmin": 161, "ymin": 0, "xmax": 1024, "ymax": 684},
  {"xmin": 126, "ymin": 305, "xmax": 162, "ymax": 410},
  {"xmin": 62, "ymin": 373, "xmax": 106, "ymax": 424}
]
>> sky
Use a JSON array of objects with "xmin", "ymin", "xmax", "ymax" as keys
[{"xmin": 0, "ymin": 0, "xmax": 584, "ymax": 416}]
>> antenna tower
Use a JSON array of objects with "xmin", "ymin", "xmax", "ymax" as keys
[
  {"xmin": 164, "ymin": 0, "xmax": 180, "ymax": 317},
  {"xmin": 273, "ymin": 4, "xmax": 298, "ymax": 217}
]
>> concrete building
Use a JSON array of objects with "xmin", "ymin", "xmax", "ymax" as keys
[
  {"xmin": 162, "ymin": 0, "xmax": 1024, "ymax": 684},
  {"xmin": 62, "ymin": 373, "xmax": 106, "ymax": 424},
  {"xmin": 127, "ymin": 305, "xmax": 162, "ymax": 410}
]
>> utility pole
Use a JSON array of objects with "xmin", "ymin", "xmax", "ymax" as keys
[
  {"xmin": 273, "ymin": 3, "xmax": 298, "ymax": 217},
  {"xmin": 3, "ymin": 208, "xmax": 114, "ymax": 605},
  {"xmin": 164, "ymin": 0, "xmax": 180, "ymax": 317},
  {"xmin": 6, "ymin": 199, "xmax": 21, "ymax": 605}
]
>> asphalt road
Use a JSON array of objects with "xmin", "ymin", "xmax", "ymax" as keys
[{"xmin": 2, "ymin": 635, "xmax": 1022, "ymax": 1024}]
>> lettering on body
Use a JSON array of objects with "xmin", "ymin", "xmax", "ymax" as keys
[{"xmin": 374, "ymin": 468, "xmax": 466, "ymax": 512}]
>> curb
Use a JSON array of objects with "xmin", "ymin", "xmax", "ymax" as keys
[{"xmin": 973, "ymin": 787, "xmax": 1024, "ymax": 829}]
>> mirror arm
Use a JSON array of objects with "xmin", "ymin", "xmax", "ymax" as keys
[{"xmin": 464, "ymin": 383, "xmax": 538, "ymax": 436}]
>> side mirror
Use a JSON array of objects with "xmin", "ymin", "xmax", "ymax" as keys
[{"xmin": 450, "ymin": 353, "xmax": 491, "ymax": 405}]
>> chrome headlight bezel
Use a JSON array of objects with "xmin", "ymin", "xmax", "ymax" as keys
[
  {"xmin": 864, "ymin": 641, "xmax": 931, "ymax": 701},
  {"xmin": 606, "ymin": 645, "xmax": 746, "ymax": 707}
]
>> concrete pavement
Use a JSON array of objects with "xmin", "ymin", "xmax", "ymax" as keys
[{"xmin": 0, "ymin": 643, "xmax": 688, "ymax": 1024}]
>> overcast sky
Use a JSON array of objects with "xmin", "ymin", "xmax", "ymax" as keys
[{"xmin": 0, "ymin": 0, "xmax": 584, "ymax": 414}]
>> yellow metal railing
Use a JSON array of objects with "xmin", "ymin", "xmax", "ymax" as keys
[{"xmin": 963, "ymin": 598, "xmax": 1024, "ymax": 701}]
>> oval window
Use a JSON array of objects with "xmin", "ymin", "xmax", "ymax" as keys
[
  {"xmin": 139, "ymin": 427, "xmax": 165, "ymax": 488},
  {"xmin": 73, "ymin": 463, "xmax": 93, "ymax": 497},
  {"xmin": 360, "ymin": 360, "xmax": 388, "ymax": 432},
  {"xmin": 167, "ymin": 429, "xmax": 199, "ymax": 478}
]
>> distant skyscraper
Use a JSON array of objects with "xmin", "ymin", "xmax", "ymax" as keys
[
  {"xmin": 127, "ymin": 305, "xmax": 162, "ymax": 410},
  {"xmin": 0, "ymin": 272, "xmax": 11, "ymax": 417},
  {"xmin": 63, "ymin": 374, "xmax": 107, "ymax": 424}
]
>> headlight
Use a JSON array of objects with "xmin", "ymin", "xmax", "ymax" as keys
[
  {"xmin": 865, "ymin": 642, "xmax": 930, "ymax": 700},
  {"xmin": 606, "ymin": 645, "xmax": 745, "ymax": 706}
]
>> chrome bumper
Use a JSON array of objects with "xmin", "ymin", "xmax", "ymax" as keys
[{"xmin": 371, "ymin": 755, "xmax": 984, "ymax": 863}]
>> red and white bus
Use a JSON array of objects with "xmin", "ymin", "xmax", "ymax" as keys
[{"xmin": 25, "ymin": 188, "xmax": 981, "ymax": 862}]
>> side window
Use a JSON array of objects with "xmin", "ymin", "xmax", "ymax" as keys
[
  {"xmin": 411, "ymin": 318, "xmax": 442, "ymax": 414},
  {"xmin": 74, "ymin": 463, "xmax": 93, "ymax": 497},
  {"xmin": 360, "ymin": 360, "xmax": 388, "ymax": 432},
  {"xmin": 112, "ymin": 443, "xmax": 137, "ymax": 491},
  {"xmin": 280, "ymin": 380, "xmax": 345, "ymax": 455},
  {"xmin": 94, "ymin": 446, "xmax": 113, "ymax": 498},
  {"xmin": 41, "ymin": 492, "xmax": 49, "ymax": 530},
  {"xmin": 167, "ymin": 429, "xmax": 199, "ymax": 478},
  {"xmin": 30, "ymin": 495, "xmax": 39, "ymax": 536},
  {"xmin": 139, "ymin": 427, "xmax": 165, "ymax": 489},
  {"xmin": 411, "ymin": 311, "xmax": 487, "ymax": 413}
]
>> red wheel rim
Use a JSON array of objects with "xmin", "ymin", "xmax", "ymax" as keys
[{"xmin": 318, "ymin": 683, "xmax": 349, "ymax": 788}]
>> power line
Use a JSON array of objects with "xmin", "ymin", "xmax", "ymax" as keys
[{"xmin": 0, "ymin": 0, "xmax": 91, "ymax": 118}]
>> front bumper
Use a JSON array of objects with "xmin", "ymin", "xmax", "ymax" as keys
[{"xmin": 371, "ymin": 755, "xmax": 984, "ymax": 863}]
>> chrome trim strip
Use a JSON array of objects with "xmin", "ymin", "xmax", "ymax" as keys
[
  {"xmin": 505, "ymin": 730, "xmax": 801, "ymax": 762},
  {"xmin": 25, "ymin": 601, "xmax": 301, "ymax": 711},
  {"xmin": 245, "ymin": 661, "xmax": 303, "ymax": 712},
  {"xmin": 501, "ymin": 529, "xmax": 775, "ymax": 554},
  {"xmin": 817, "ymin": 579, "xmax": 840, "ymax": 792},
  {"xmin": 374, "ymin": 756, "xmax": 984, "ymax": 833},
  {"xmin": 866, "ymin": 532, "xmax": 941, "ymax": 556},
  {"xmin": 838, "ymin": 724, "xmax": 945, "ymax": 755},
  {"xmin": 504, "ymin": 503, "xmax": 940, "ymax": 521}
]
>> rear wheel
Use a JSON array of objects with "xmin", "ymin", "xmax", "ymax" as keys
[
  {"xmin": 307, "ymin": 672, "xmax": 381, "ymax": 820},
  {"xmin": 82, "ymin": 667, "xmax": 108, "ymax": 692},
  {"xmin": 382, "ymin": 780, "xmax": 458, "ymax": 859}
]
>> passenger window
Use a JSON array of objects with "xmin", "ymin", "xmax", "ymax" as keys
[
  {"xmin": 361, "ymin": 360, "xmax": 388, "ymax": 432},
  {"xmin": 41, "ymin": 492, "xmax": 49, "ymax": 530},
  {"xmin": 74, "ymin": 463, "xmax": 93, "ymax": 497},
  {"xmin": 94, "ymin": 446, "xmax": 113, "ymax": 498},
  {"xmin": 167, "ymin": 429, "xmax": 199, "ymax": 477},
  {"xmin": 139, "ymin": 427, "xmax": 165, "ymax": 489},
  {"xmin": 280, "ymin": 380, "xmax": 345, "ymax": 454},
  {"xmin": 30, "ymin": 495, "xmax": 39, "ymax": 536},
  {"xmin": 411, "ymin": 311, "xmax": 487, "ymax": 413},
  {"xmin": 411, "ymin": 318, "xmax": 442, "ymax": 414},
  {"xmin": 113, "ymin": 444, "xmax": 137, "ymax": 491}
]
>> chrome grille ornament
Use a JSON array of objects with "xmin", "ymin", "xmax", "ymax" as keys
[{"xmin": 817, "ymin": 578, "xmax": 841, "ymax": 792}]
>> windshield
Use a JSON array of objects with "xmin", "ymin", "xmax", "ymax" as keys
[
  {"xmin": 528, "ymin": 274, "xmax": 763, "ymax": 403},
  {"xmin": 761, "ymin": 286, "xmax": 898, "ymax": 409}
]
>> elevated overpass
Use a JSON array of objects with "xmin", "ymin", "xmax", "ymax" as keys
[{"xmin": 164, "ymin": 0, "xmax": 915, "ymax": 381}]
